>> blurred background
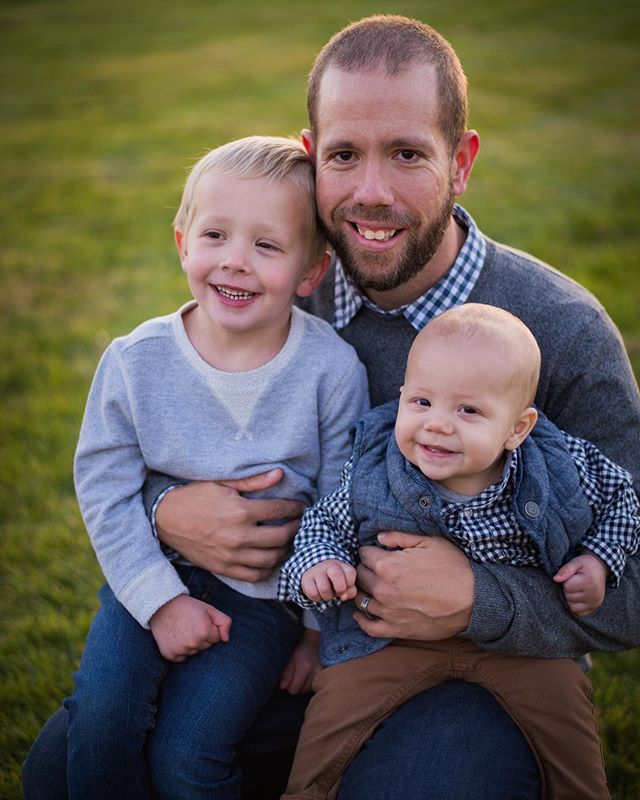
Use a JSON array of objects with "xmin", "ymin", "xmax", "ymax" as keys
[{"xmin": 1, "ymin": 1, "xmax": 639, "ymax": 797}]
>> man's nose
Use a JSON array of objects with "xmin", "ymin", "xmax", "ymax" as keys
[{"xmin": 352, "ymin": 160, "xmax": 394, "ymax": 207}]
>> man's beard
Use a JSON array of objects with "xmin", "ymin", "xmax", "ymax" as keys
[{"xmin": 322, "ymin": 189, "xmax": 455, "ymax": 293}]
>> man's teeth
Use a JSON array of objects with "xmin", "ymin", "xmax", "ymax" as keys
[
  {"xmin": 217, "ymin": 287, "xmax": 255, "ymax": 300},
  {"xmin": 356, "ymin": 225, "xmax": 397, "ymax": 242}
]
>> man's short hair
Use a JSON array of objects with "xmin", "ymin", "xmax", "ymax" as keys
[
  {"xmin": 173, "ymin": 135, "xmax": 326, "ymax": 261},
  {"xmin": 307, "ymin": 15, "xmax": 468, "ymax": 154}
]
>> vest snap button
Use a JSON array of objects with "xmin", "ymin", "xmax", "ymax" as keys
[
  {"xmin": 524, "ymin": 501, "xmax": 540, "ymax": 518},
  {"xmin": 419, "ymin": 496, "xmax": 429, "ymax": 508},
  {"xmin": 339, "ymin": 644, "xmax": 348, "ymax": 653}
]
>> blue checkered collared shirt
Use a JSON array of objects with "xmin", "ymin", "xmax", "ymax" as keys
[
  {"xmin": 333, "ymin": 204, "xmax": 486, "ymax": 332},
  {"xmin": 280, "ymin": 431, "xmax": 639, "ymax": 609}
]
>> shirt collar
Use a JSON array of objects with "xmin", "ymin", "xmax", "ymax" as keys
[
  {"xmin": 439, "ymin": 449, "xmax": 519, "ymax": 510},
  {"xmin": 333, "ymin": 204, "xmax": 486, "ymax": 331}
]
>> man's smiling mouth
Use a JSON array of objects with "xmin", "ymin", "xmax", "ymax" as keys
[{"xmin": 354, "ymin": 224, "xmax": 398, "ymax": 242}]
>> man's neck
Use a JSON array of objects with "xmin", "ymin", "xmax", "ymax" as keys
[{"xmin": 364, "ymin": 217, "xmax": 466, "ymax": 311}]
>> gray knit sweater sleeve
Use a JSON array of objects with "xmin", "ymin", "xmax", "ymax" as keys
[{"xmin": 464, "ymin": 239, "xmax": 640, "ymax": 656}]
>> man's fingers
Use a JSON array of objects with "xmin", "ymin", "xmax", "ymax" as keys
[
  {"xmin": 218, "ymin": 468, "xmax": 284, "ymax": 493},
  {"xmin": 240, "ymin": 497, "xmax": 305, "ymax": 524}
]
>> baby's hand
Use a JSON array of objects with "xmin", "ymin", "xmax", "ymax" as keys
[
  {"xmin": 149, "ymin": 595, "xmax": 232, "ymax": 662},
  {"xmin": 301, "ymin": 559, "xmax": 357, "ymax": 603},
  {"xmin": 279, "ymin": 629, "xmax": 322, "ymax": 695},
  {"xmin": 553, "ymin": 552, "xmax": 609, "ymax": 617}
]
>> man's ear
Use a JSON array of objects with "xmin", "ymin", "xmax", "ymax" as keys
[
  {"xmin": 504, "ymin": 407, "xmax": 538, "ymax": 451},
  {"xmin": 301, "ymin": 129, "xmax": 315, "ymax": 158},
  {"xmin": 451, "ymin": 130, "xmax": 480, "ymax": 196},
  {"xmin": 175, "ymin": 229, "xmax": 188, "ymax": 267},
  {"xmin": 296, "ymin": 251, "xmax": 331, "ymax": 298}
]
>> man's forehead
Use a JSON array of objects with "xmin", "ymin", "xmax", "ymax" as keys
[
  {"xmin": 317, "ymin": 61, "xmax": 437, "ymax": 99},
  {"xmin": 313, "ymin": 62, "xmax": 441, "ymax": 141}
]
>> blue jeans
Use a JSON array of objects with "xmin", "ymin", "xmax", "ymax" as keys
[
  {"xmin": 24, "ymin": 681, "xmax": 540, "ymax": 799},
  {"xmin": 66, "ymin": 568, "xmax": 301, "ymax": 800}
]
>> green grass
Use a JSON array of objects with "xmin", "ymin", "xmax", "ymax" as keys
[{"xmin": 2, "ymin": 1, "xmax": 639, "ymax": 797}]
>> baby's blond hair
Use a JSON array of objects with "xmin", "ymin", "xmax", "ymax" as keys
[
  {"xmin": 173, "ymin": 135, "xmax": 326, "ymax": 261},
  {"xmin": 414, "ymin": 304, "xmax": 541, "ymax": 408}
]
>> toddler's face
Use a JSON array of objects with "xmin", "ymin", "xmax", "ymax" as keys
[
  {"xmin": 176, "ymin": 173, "xmax": 322, "ymax": 340},
  {"xmin": 394, "ymin": 333, "xmax": 528, "ymax": 496}
]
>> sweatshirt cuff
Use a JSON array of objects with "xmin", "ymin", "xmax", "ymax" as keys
[{"xmin": 118, "ymin": 559, "xmax": 189, "ymax": 629}]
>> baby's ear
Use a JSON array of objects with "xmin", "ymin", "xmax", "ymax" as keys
[
  {"xmin": 296, "ymin": 251, "xmax": 331, "ymax": 298},
  {"xmin": 504, "ymin": 407, "xmax": 538, "ymax": 451}
]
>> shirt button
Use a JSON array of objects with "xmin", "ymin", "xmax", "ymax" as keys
[
  {"xmin": 524, "ymin": 501, "xmax": 540, "ymax": 518},
  {"xmin": 464, "ymin": 508, "xmax": 474, "ymax": 518},
  {"xmin": 419, "ymin": 497, "xmax": 430, "ymax": 508}
]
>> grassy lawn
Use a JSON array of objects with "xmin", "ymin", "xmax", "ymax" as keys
[{"xmin": 1, "ymin": 1, "xmax": 639, "ymax": 797}]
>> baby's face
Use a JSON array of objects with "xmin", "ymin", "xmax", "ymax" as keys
[{"xmin": 394, "ymin": 333, "xmax": 526, "ymax": 496}]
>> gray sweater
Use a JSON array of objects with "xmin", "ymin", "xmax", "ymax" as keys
[
  {"xmin": 298, "ymin": 237, "xmax": 640, "ymax": 658},
  {"xmin": 75, "ymin": 303, "xmax": 369, "ymax": 628}
]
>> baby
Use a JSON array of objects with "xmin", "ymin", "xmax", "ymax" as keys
[{"xmin": 280, "ymin": 303, "xmax": 639, "ymax": 800}]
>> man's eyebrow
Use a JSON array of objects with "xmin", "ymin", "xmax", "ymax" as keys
[{"xmin": 319, "ymin": 136, "xmax": 435, "ymax": 152}]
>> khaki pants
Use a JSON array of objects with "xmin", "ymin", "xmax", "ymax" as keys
[{"xmin": 282, "ymin": 638, "xmax": 609, "ymax": 800}]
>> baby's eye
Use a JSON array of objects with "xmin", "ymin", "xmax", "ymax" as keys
[
  {"xmin": 257, "ymin": 241, "xmax": 280, "ymax": 252},
  {"xmin": 460, "ymin": 405, "xmax": 478, "ymax": 415},
  {"xmin": 415, "ymin": 398, "xmax": 431, "ymax": 407}
]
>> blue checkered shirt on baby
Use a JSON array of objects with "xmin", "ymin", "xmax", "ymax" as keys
[{"xmin": 280, "ymin": 430, "xmax": 639, "ymax": 608}]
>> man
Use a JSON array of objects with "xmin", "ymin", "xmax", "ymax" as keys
[{"xmin": 23, "ymin": 15, "xmax": 640, "ymax": 800}]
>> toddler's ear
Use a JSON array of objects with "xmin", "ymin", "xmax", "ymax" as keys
[
  {"xmin": 175, "ymin": 229, "xmax": 188, "ymax": 266},
  {"xmin": 296, "ymin": 252, "xmax": 331, "ymax": 298},
  {"xmin": 504, "ymin": 407, "xmax": 538, "ymax": 451}
]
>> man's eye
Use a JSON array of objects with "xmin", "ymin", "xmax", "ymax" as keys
[
  {"xmin": 398, "ymin": 150, "xmax": 418, "ymax": 162},
  {"xmin": 334, "ymin": 151, "xmax": 354, "ymax": 163}
]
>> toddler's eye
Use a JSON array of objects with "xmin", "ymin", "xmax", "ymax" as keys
[
  {"xmin": 257, "ymin": 241, "xmax": 279, "ymax": 251},
  {"xmin": 460, "ymin": 405, "xmax": 478, "ymax": 415},
  {"xmin": 206, "ymin": 231, "xmax": 222, "ymax": 240},
  {"xmin": 416, "ymin": 398, "xmax": 431, "ymax": 407}
]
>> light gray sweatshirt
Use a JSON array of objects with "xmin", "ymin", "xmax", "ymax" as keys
[{"xmin": 74, "ymin": 303, "xmax": 369, "ymax": 628}]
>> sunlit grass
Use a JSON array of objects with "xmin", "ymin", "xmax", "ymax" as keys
[{"xmin": 1, "ymin": 1, "xmax": 639, "ymax": 797}]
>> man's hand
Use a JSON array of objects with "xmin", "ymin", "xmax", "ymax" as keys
[
  {"xmin": 149, "ymin": 595, "xmax": 232, "ymax": 662},
  {"xmin": 353, "ymin": 532, "xmax": 475, "ymax": 641},
  {"xmin": 279, "ymin": 629, "xmax": 322, "ymax": 695},
  {"xmin": 155, "ymin": 469, "xmax": 304, "ymax": 581},
  {"xmin": 301, "ymin": 559, "xmax": 357, "ymax": 603},
  {"xmin": 553, "ymin": 552, "xmax": 609, "ymax": 617}
]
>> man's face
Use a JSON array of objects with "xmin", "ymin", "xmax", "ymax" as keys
[{"xmin": 310, "ymin": 62, "xmax": 457, "ymax": 293}]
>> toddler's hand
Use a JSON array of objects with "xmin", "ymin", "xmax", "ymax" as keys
[
  {"xmin": 149, "ymin": 595, "xmax": 232, "ymax": 662},
  {"xmin": 279, "ymin": 629, "xmax": 322, "ymax": 695},
  {"xmin": 301, "ymin": 559, "xmax": 357, "ymax": 603},
  {"xmin": 553, "ymin": 552, "xmax": 609, "ymax": 617}
]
